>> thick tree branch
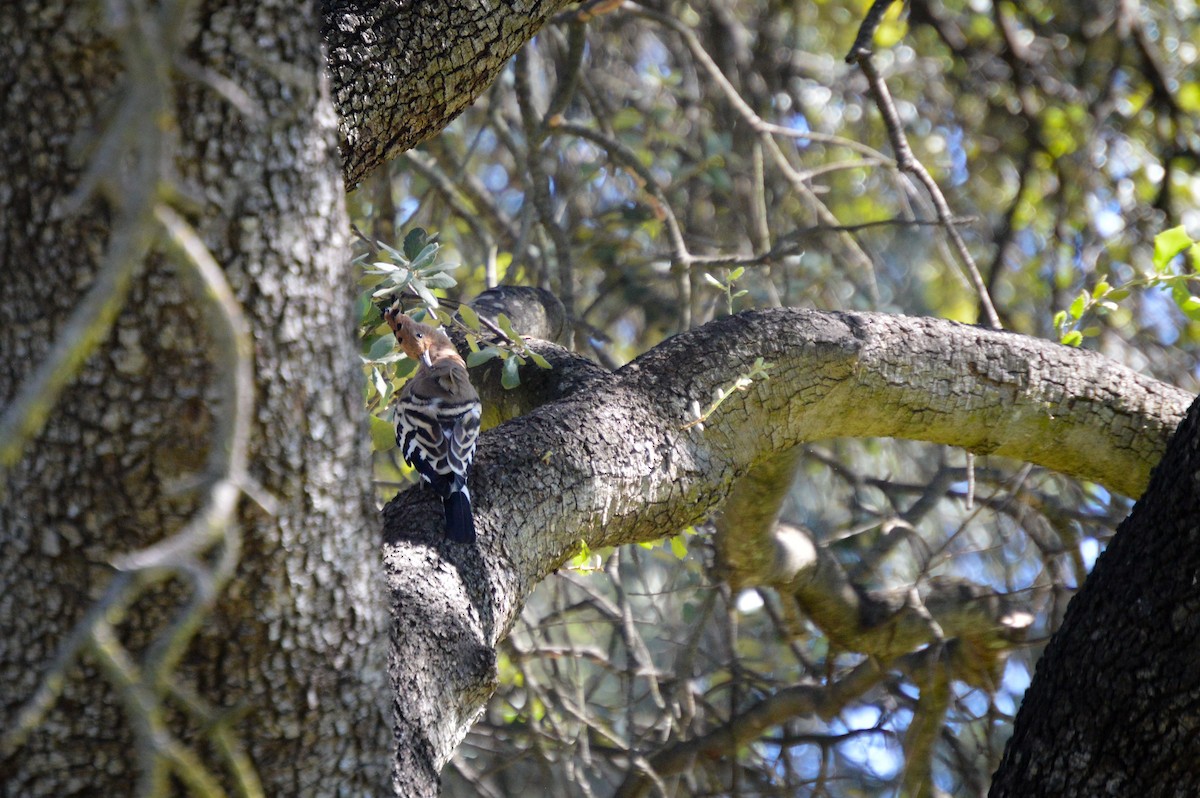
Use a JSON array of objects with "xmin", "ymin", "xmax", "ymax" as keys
[
  {"xmin": 381, "ymin": 307, "xmax": 1192, "ymax": 788},
  {"xmin": 321, "ymin": 0, "xmax": 572, "ymax": 187}
]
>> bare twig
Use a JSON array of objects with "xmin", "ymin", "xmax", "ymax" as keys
[{"xmin": 847, "ymin": 52, "xmax": 1003, "ymax": 329}]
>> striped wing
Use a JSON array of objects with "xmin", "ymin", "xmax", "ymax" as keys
[{"xmin": 394, "ymin": 393, "xmax": 480, "ymax": 497}]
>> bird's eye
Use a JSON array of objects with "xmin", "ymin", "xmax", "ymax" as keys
[{"xmin": 415, "ymin": 333, "xmax": 424, "ymax": 339}]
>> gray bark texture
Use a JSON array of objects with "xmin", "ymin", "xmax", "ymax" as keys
[
  {"xmin": 990, "ymin": 392, "xmax": 1200, "ymax": 797},
  {"xmin": 382, "ymin": 308, "xmax": 1193, "ymax": 793},
  {"xmin": 322, "ymin": 0, "xmax": 573, "ymax": 188},
  {"xmin": 2, "ymin": 0, "xmax": 1199, "ymax": 794},
  {"xmin": 1, "ymin": 0, "xmax": 389, "ymax": 794}
]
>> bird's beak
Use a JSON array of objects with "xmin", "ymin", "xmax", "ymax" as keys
[{"xmin": 420, "ymin": 351, "xmax": 433, "ymax": 368}]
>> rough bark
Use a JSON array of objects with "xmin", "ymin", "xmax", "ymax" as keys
[
  {"xmin": 991, "ymin": 392, "xmax": 1200, "ymax": 797},
  {"xmin": 3, "ymin": 0, "xmax": 1197, "ymax": 792},
  {"xmin": 321, "ymin": 0, "xmax": 573, "ymax": 188},
  {"xmin": 382, "ymin": 308, "xmax": 1192, "ymax": 790},
  {"xmin": 0, "ymin": 1, "xmax": 389, "ymax": 794}
]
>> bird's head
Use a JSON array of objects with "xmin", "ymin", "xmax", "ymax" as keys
[{"xmin": 384, "ymin": 306, "xmax": 435, "ymax": 367}]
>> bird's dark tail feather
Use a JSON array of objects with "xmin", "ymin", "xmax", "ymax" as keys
[{"xmin": 443, "ymin": 490, "xmax": 476, "ymax": 543}]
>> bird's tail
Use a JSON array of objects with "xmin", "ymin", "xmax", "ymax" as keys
[{"xmin": 443, "ymin": 489, "xmax": 476, "ymax": 544}]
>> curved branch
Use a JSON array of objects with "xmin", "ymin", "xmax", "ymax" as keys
[
  {"xmin": 612, "ymin": 659, "xmax": 886, "ymax": 798},
  {"xmin": 380, "ymin": 307, "xmax": 1191, "ymax": 784}
]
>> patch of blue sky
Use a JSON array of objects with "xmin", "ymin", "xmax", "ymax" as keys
[
  {"xmin": 833, "ymin": 705, "xmax": 904, "ymax": 780},
  {"xmin": 783, "ymin": 111, "xmax": 812, "ymax": 149},
  {"xmin": 482, "ymin": 163, "xmax": 509, "ymax": 193},
  {"xmin": 1138, "ymin": 286, "xmax": 1182, "ymax": 346},
  {"xmin": 1080, "ymin": 537, "xmax": 1101, "ymax": 572},
  {"xmin": 396, "ymin": 197, "xmax": 420, "ymax": 226},
  {"xmin": 634, "ymin": 33, "xmax": 670, "ymax": 78},
  {"xmin": 997, "ymin": 658, "xmax": 1032, "ymax": 717},
  {"xmin": 945, "ymin": 126, "xmax": 968, "ymax": 187},
  {"xmin": 1086, "ymin": 192, "xmax": 1126, "ymax": 239}
]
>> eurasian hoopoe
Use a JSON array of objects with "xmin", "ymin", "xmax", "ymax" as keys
[{"xmin": 384, "ymin": 308, "xmax": 481, "ymax": 543}]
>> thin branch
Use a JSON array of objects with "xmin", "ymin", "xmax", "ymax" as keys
[
  {"xmin": 624, "ymin": 2, "xmax": 882, "ymax": 300},
  {"xmin": 614, "ymin": 659, "xmax": 885, "ymax": 798},
  {"xmin": 848, "ymin": 53, "xmax": 1003, "ymax": 329}
]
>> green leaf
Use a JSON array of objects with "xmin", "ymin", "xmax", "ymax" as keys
[
  {"xmin": 1092, "ymin": 280, "xmax": 1110, "ymax": 298},
  {"xmin": 529, "ymin": 351, "xmax": 551, "ymax": 370},
  {"xmin": 496, "ymin": 313, "xmax": 520, "ymax": 342},
  {"xmin": 423, "ymin": 272, "xmax": 458, "ymax": 289},
  {"xmin": 366, "ymin": 334, "xmax": 396, "ymax": 361},
  {"xmin": 1061, "ymin": 330, "xmax": 1083, "ymax": 347},
  {"xmin": 410, "ymin": 242, "xmax": 440, "ymax": 273},
  {"xmin": 702, "ymin": 272, "xmax": 725, "ymax": 289},
  {"xmin": 458, "ymin": 304, "xmax": 482, "ymax": 331},
  {"xmin": 466, "ymin": 347, "xmax": 502, "ymax": 367},
  {"xmin": 1052, "ymin": 310, "xmax": 1067, "ymax": 329},
  {"xmin": 729, "ymin": 266, "xmax": 745, "ymax": 281},
  {"xmin": 412, "ymin": 279, "xmax": 439, "ymax": 309},
  {"xmin": 501, "ymin": 355, "xmax": 521, "ymax": 389},
  {"xmin": 1154, "ymin": 225, "xmax": 1193, "ymax": 272},
  {"xmin": 1107, "ymin": 288, "xmax": 1130, "ymax": 301},
  {"xmin": 357, "ymin": 292, "xmax": 378, "ymax": 324},
  {"xmin": 611, "ymin": 107, "xmax": 642, "ymax": 131},
  {"xmin": 402, "ymin": 228, "xmax": 428, "ymax": 261},
  {"xmin": 369, "ymin": 414, "xmax": 397, "ymax": 452},
  {"xmin": 392, "ymin": 358, "xmax": 417, "ymax": 380},
  {"xmin": 1179, "ymin": 295, "xmax": 1200, "ymax": 320},
  {"xmin": 669, "ymin": 535, "xmax": 688, "ymax": 559},
  {"xmin": 1068, "ymin": 291, "xmax": 1088, "ymax": 320},
  {"xmin": 371, "ymin": 367, "xmax": 390, "ymax": 402}
]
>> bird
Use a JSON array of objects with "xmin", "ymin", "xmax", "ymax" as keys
[{"xmin": 384, "ymin": 307, "xmax": 482, "ymax": 543}]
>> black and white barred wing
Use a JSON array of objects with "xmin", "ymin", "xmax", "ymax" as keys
[{"xmin": 394, "ymin": 394, "xmax": 480, "ymax": 496}]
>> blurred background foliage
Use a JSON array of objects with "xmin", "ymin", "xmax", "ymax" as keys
[{"xmin": 350, "ymin": 0, "xmax": 1198, "ymax": 793}]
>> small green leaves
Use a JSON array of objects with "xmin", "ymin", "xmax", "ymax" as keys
[
  {"xmin": 366, "ymin": 334, "xmax": 397, "ymax": 362},
  {"xmin": 357, "ymin": 226, "xmax": 556, "ymax": 413},
  {"xmin": 369, "ymin": 414, "xmax": 397, "ymax": 452},
  {"xmin": 1153, "ymin": 225, "xmax": 1194, "ymax": 272},
  {"xmin": 1054, "ymin": 227, "xmax": 1200, "ymax": 345},
  {"xmin": 1061, "ymin": 330, "xmax": 1083, "ymax": 347},
  {"xmin": 501, "ymin": 354, "xmax": 522, "ymax": 389},
  {"xmin": 359, "ymin": 226, "xmax": 458, "ymax": 312},
  {"xmin": 1068, "ymin": 291, "xmax": 1087, "ymax": 321},
  {"xmin": 467, "ymin": 347, "xmax": 503, "ymax": 367},
  {"xmin": 495, "ymin": 313, "xmax": 520, "ymax": 342},
  {"xmin": 402, "ymin": 227, "xmax": 429, "ymax": 261},
  {"xmin": 460, "ymin": 311, "xmax": 552, "ymax": 390},
  {"xmin": 704, "ymin": 265, "xmax": 751, "ymax": 315},
  {"xmin": 458, "ymin": 304, "xmax": 481, "ymax": 331},
  {"xmin": 682, "ymin": 357, "xmax": 773, "ymax": 429}
]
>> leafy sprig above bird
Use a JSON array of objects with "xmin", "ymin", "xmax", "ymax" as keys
[{"xmin": 355, "ymin": 226, "xmax": 550, "ymax": 451}]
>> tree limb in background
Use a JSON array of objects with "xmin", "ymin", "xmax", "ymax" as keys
[{"xmin": 382, "ymin": 303, "xmax": 1191, "ymax": 784}]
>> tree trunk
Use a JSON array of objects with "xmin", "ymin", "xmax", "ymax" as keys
[
  {"xmin": 0, "ymin": 1, "xmax": 389, "ymax": 794},
  {"xmin": 4, "ymin": 0, "xmax": 1199, "ymax": 794},
  {"xmin": 991, "ymin": 392, "xmax": 1200, "ymax": 796}
]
